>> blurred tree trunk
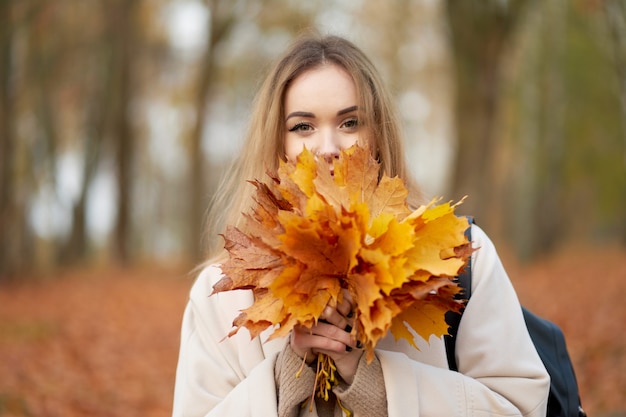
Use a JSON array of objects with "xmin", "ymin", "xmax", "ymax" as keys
[
  {"xmin": 0, "ymin": 0, "xmax": 17, "ymax": 279},
  {"xmin": 64, "ymin": 69, "xmax": 111, "ymax": 263},
  {"xmin": 32, "ymin": 12, "xmax": 59, "ymax": 195},
  {"xmin": 0, "ymin": 1, "xmax": 36, "ymax": 279},
  {"xmin": 445, "ymin": 0, "xmax": 531, "ymax": 227},
  {"xmin": 29, "ymin": 4, "xmax": 62, "ymax": 264},
  {"xmin": 187, "ymin": 0, "xmax": 236, "ymax": 262},
  {"xmin": 511, "ymin": 1, "xmax": 566, "ymax": 261},
  {"xmin": 534, "ymin": 0, "xmax": 566, "ymax": 254},
  {"xmin": 63, "ymin": 3, "xmax": 114, "ymax": 264},
  {"xmin": 111, "ymin": 0, "xmax": 138, "ymax": 265},
  {"xmin": 603, "ymin": 0, "xmax": 626, "ymax": 244}
]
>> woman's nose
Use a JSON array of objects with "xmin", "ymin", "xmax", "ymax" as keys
[{"xmin": 315, "ymin": 129, "xmax": 341, "ymax": 160}]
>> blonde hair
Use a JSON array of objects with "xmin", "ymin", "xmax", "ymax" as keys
[{"xmin": 204, "ymin": 33, "xmax": 424, "ymax": 261}]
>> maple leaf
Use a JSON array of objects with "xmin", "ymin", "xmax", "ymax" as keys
[{"xmin": 212, "ymin": 144, "xmax": 473, "ymax": 403}]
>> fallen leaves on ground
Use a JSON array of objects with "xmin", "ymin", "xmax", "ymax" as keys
[{"xmin": 0, "ymin": 265, "xmax": 192, "ymax": 417}]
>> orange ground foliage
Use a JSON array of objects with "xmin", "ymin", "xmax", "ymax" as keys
[{"xmin": 0, "ymin": 244, "xmax": 624, "ymax": 417}]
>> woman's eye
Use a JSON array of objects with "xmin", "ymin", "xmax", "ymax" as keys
[
  {"xmin": 288, "ymin": 122, "xmax": 312, "ymax": 132},
  {"xmin": 342, "ymin": 118, "xmax": 359, "ymax": 129}
]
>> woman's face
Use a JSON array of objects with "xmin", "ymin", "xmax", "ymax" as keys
[{"xmin": 284, "ymin": 64, "xmax": 365, "ymax": 163}]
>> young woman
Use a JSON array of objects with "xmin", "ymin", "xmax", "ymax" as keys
[{"xmin": 172, "ymin": 33, "xmax": 549, "ymax": 417}]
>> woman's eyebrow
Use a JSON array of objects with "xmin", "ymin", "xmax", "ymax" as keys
[
  {"xmin": 337, "ymin": 105, "xmax": 358, "ymax": 116},
  {"xmin": 285, "ymin": 111, "xmax": 314, "ymax": 121},
  {"xmin": 285, "ymin": 106, "xmax": 358, "ymax": 122}
]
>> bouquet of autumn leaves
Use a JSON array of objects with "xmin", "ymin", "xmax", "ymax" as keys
[{"xmin": 212, "ymin": 144, "xmax": 472, "ymax": 403}]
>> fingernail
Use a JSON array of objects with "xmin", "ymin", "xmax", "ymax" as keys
[
  {"xmin": 347, "ymin": 311, "xmax": 354, "ymax": 318},
  {"xmin": 345, "ymin": 345, "xmax": 353, "ymax": 352},
  {"xmin": 344, "ymin": 324, "xmax": 352, "ymax": 333},
  {"xmin": 356, "ymin": 341, "xmax": 363, "ymax": 349}
]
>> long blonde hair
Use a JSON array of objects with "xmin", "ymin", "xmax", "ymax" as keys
[{"xmin": 204, "ymin": 32, "xmax": 424, "ymax": 262}]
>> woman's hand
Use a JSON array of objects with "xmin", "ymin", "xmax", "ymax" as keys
[{"xmin": 290, "ymin": 290, "xmax": 363, "ymax": 384}]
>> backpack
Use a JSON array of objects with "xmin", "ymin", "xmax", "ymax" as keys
[{"xmin": 444, "ymin": 219, "xmax": 586, "ymax": 417}]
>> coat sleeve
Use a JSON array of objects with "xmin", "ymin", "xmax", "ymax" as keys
[
  {"xmin": 378, "ymin": 225, "xmax": 550, "ymax": 417},
  {"xmin": 172, "ymin": 265, "xmax": 282, "ymax": 417}
]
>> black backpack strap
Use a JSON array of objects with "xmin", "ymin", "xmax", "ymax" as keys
[
  {"xmin": 444, "ymin": 216, "xmax": 473, "ymax": 371},
  {"xmin": 522, "ymin": 307, "xmax": 586, "ymax": 417}
]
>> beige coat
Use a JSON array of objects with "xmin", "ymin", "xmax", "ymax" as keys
[{"xmin": 172, "ymin": 225, "xmax": 550, "ymax": 417}]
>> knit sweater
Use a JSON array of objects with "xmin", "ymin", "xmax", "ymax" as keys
[{"xmin": 274, "ymin": 342, "xmax": 387, "ymax": 417}]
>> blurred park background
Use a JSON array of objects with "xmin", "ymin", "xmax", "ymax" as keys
[{"xmin": 0, "ymin": 0, "xmax": 625, "ymax": 416}]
